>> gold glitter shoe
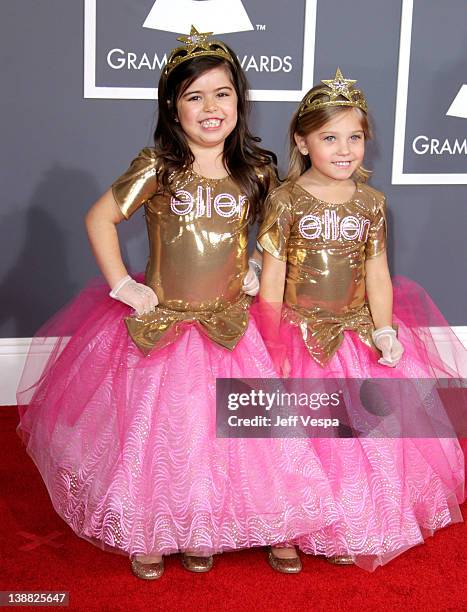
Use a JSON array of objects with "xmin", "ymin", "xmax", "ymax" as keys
[
  {"xmin": 181, "ymin": 553, "xmax": 214, "ymax": 573},
  {"xmin": 268, "ymin": 548, "xmax": 302, "ymax": 574},
  {"xmin": 130, "ymin": 555, "xmax": 164, "ymax": 580},
  {"xmin": 326, "ymin": 555, "xmax": 355, "ymax": 565}
]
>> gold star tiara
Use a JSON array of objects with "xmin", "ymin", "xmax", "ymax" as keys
[
  {"xmin": 164, "ymin": 26, "xmax": 236, "ymax": 76},
  {"xmin": 298, "ymin": 68, "xmax": 368, "ymax": 118}
]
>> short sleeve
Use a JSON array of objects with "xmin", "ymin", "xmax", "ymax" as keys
[
  {"xmin": 112, "ymin": 147, "xmax": 159, "ymax": 219},
  {"xmin": 257, "ymin": 188, "xmax": 293, "ymax": 261},
  {"xmin": 256, "ymin": 163, "xmax": 280, "ymax": 193},
  {"xmin": 365, "ymin": 194, "xmax": 387, "ymax": 258}
]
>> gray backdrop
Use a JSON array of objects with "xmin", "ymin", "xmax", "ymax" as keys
[{"xmin": 1, "ymin": 0, "xmax": 466, "ymax": 338}]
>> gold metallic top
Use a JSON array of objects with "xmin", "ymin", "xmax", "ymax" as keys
[
  {"xmin": 258, "ymin": 181, "xmax": 387, "ymax": 365},
  {"xmin": 112, "ymin": 147, "xmax": 275, "ymax": 354},
  {"xmin": 165, "ymin": 26, "xmax": 236, "ymax": 76},
  {"xmin": 298, "ymin": 67, "xmax": 368, "ymax": 118}
]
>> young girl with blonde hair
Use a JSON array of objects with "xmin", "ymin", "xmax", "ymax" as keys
[{"xmin": 258, "ymin": 68, "xmax": 466, "ymax": 570}]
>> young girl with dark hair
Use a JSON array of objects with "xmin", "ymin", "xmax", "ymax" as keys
[{"xmin": 17, "ymin": 27, "xmax": 283, "ymax": 579}]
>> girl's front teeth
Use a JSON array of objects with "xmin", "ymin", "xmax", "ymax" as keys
[
  {"xmin": 202, "ymin": 119, "xmax": 221, "ymax": 128},
  {"xmin": 333, "ymin": 161, "xmax": 350, "ymax": 166}
]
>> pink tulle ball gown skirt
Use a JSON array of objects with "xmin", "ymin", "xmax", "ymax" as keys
[
  {"xmin": 17, "ymin": 277, "xmax": 465, "ymax": 570},
  {"xmin": 16, "ymin": 281, "xmax": 348, "ymax": 560},
  {"xmin": 265, "ymin": 276, "xmax": 465, "ymax": 569}
]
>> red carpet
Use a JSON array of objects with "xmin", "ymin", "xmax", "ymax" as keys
[{"xmin": 1, "ymin": 407, "xmax": 466, "ymax": 612}]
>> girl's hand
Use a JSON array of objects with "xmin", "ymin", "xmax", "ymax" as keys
[
  {"xmin": 242, "ymin": 260, "xmax": 261, "ymax": 296},
  {"xmin": 109, "ymin": 275, "xmax": 158, "ymax": 315},
  {"xmin": 372, "ymin": 326, "xmax": 404, "ymax": 367}
]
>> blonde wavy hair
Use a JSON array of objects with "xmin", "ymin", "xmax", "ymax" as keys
[{"xmin": 287, "ymin": 85, "xmax": 372, "ymax": 183}]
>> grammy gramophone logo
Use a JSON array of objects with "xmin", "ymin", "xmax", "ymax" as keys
[
  {"xmin": 83, "ymin": 0, "xmax": 317, "ymax": 102},
  {"xmin": 447, "ymin": 85, "xmax": 467, "ymax": 120},
  {"xmin": 392, "ymin": 0, "xmax": 467, "ymax": 185},
  {"xmin": 143, "ymin": 0, "xmax": 254, "ymax": 35}
]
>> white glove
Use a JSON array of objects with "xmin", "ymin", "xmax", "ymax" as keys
[
  {"xmin": 372, "ymin": 326, "xmax": 404, "ymax": 367},
  {"xmin": 242, "ymin": 259, "xmax": 261, "ymax": 296},
  {"xmin": 109, "ymin": 275, "xmax": 158, "ymax": 315}
]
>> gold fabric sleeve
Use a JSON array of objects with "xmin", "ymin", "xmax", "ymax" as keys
[
  {"xmin": 365, "ymin": 194, "xmax": 387, "ymax": 258},
  {"xmin": 112, "ymin": 148, "xmax": 159, "ymax": 219},
  {"xmin": 256, "ymin": 163, "xmax": 280, "ymax": 192},
  {"xmin": 257, "ymin": 188, "xmax": 293, "ymax": 261}
]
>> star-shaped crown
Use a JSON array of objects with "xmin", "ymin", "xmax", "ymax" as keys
[
  {"xmin": 298, "ymin": 68, "xmax": 368, "ymax": 118},
  {"xmin": 164, "ymin": 26, "xmax": 236, "ymax": 76}
]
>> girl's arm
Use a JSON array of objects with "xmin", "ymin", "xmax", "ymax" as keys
[
  {"xmin": 258, "ymin": 252, "xmax": 287, "ymax": 373},
  {"xmin": 243, "ymin": 247, "xmax": 264, "ymax": 296},
  {"xmin": 85, "ymin": 189, "xmax": 157, "ymax": 314},
  {"xmin": 365, "ymin": 250, "xmax": 393, "ymax": 329},
  {"xmin": 85, "ymin": 189, "xmax": 128, "ymax": 288},
  {"xmin": 259, "ymin": 251, "xmax": 286, "ymax": 305},
  {"xmin": 365, "ymin": 251, "xmax": 404, "ymax": 366}
]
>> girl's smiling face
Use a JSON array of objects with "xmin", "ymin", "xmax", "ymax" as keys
[
  {"xmin": 176, "ymin": 65, "xmax": 238, "ymax": 152},
  {"xmin": 294, "ymin": 108, "xmax": 365, "ymax": 182}
]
